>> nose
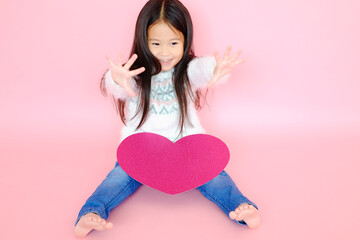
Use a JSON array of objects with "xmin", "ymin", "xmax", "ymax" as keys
[{"xmin": 159, "ymin": 45, "xmax": 170, "ymax": 56}]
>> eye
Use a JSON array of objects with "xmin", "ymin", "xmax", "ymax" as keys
[
  {"xmin": 171, "ymin": 42, "xmax": 178, "ymax": 46},
  {"xmin": 152, "ymin": 42, "xmax": 160, "ymax": 46}
]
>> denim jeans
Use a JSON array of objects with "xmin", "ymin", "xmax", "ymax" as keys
[{"xmin": 76, "ymin": 162, "xmax": 257, "ymax": 226}]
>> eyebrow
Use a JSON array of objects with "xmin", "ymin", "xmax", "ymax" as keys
[{"xmin": 148, "ymin": 38, "xmax": 181, "ymax": 41}]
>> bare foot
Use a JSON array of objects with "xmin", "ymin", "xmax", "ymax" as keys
[
  {"xmin": 229, "ymin": 204, "xmax": 260, "ymax": 229},
  {"xmin": 74, "ymin": 213, "xmax": 113, "ymax": 238}
]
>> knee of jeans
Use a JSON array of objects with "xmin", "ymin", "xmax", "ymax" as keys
[
  {"xmin": 202, "ymin": 170, "xmax": 231, "ymax": 188},
  {"xmin": 107, "ymin": 164, "xmax": 131, "ymax": 179}
]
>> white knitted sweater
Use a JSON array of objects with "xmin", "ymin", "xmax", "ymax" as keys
[{"xmin": 104, "ymin": 56, "xmax": 228, "ymax": 142}]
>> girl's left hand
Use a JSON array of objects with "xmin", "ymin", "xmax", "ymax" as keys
[{"xmin": 208, "ymin": 45, "xmax": 245, "ymax": 88}]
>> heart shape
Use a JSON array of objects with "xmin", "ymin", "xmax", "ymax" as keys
[{"xmin": 117, "ymin": 133, "xmax": 230, "ymax": 195}]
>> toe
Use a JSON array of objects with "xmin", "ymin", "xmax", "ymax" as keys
[
  {"xmin": 229, "ymin": 211, "xmax": 237, "ymax": 219},
  {"xmin": 241, "ymin": 204, "xmax": 250, "ymax": 209},
  {"xmin": 105, "ymin": 222, "xmax": 114, "ymax": 230}
]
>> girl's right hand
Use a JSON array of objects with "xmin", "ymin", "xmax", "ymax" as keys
[{"xmin": 106, "ymin": 53, "xmax": 145, "ymax": 97}]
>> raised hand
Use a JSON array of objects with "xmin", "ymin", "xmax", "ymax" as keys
[
  {"xmin": 208, "ymin": 45, "xmax": 245, "ymax": 88},
  {"xmin": 106, "ymin": 53, "xmax": 145, "ymax": 97}
]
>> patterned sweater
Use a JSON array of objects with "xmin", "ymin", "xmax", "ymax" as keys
[{"xmin": 104, "ymin": 56, "xmax": 228, "ymax": 142}]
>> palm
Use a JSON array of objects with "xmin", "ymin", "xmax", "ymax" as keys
[
  {"xmin": 208, "ymin": 46, "xmax": 245, "ymax": 88},
  {"xmin": 106, "ymin": 53, "xmax": 145, "ymax": 97}
]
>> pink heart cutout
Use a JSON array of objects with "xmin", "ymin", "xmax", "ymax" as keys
[{"xmin": 117, "ymin": 133, "xmax": 230, "ymax": 195}]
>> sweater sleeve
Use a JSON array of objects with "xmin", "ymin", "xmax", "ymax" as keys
[
  {"xmin": 103, "ymin": 69, "xmax": 137, "ymax": 100},
  {"xmin": 187, "ymin": 56, "xmax": 230, "ymax": 90}
]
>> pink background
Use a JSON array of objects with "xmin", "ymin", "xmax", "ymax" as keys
[{"xmin": 1, "ymin": 0, "xmax": 359, "ymax": 239}]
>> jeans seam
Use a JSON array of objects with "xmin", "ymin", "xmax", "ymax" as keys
[
  {"xmin": 104, "ymin": 179, "xmax": 136, "ymax": 208},
  {"xmin": 198, "ymin": 186, "xmax": 232, "ymax": 213}
]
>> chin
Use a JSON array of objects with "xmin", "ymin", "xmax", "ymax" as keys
[{"xmin": 161, "ymin": 65, "xmax": 175, "ymax": 72}]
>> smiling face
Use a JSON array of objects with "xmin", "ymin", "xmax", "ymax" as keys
[{"xmin": 147, "ymin": 21, "xmax": 185, "ymax": 72}]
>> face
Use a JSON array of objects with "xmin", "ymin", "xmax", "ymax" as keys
[{"xmin": 148, "ymin": 21, "xmax": 185, "ymax": 72}]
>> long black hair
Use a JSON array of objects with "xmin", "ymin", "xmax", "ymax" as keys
[{"xmin": 101, "ymin": 0, "xmax": 201, "ymax": 133}]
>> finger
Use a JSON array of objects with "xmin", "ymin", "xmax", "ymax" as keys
[
  {"xmin": 234, "ymin": 58, "xmax": 246, "ymax": 65},
  {"xmin": 130, "ymin": 67, "xmax": 146, "ymax": 77},
  {"xmin": 123, "ymin": 54, "xmax": 138, "ymax": 70},
  {"xmin": 214, "ymin": 50, "xmax": 221, "ymax": 64},
  {"xmin": 223, "ymin": 45, "xmax": 232, "ymax": 60},
  {"xmin": 230, "ymin": 50, "xmax": 242, "ymax": 61},
  {"xmin": 118, "ymin": 52, "xmax": 124, "ymax": 66},
  {"xmin": 106, "ymin": 55, "xmax": 116, "ymax": 67}
]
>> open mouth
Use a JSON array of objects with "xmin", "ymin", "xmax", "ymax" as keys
[{"xmin": 160, "ymin": 59, "xmax": 172, "ymax": 64}]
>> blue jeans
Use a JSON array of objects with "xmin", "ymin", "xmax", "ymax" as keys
[{"xmin": 76, "ymin": 162, "xmax": 257, "ymax": 226}]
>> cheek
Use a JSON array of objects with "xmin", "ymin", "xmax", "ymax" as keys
[
  {"xmin": 177, "ymin": 48, "xmax": 184, "ymax": 58},
  {"xmin": 148, "ymin": 45, "xmax": 156, "ymax": 56},
  {"xmin": 178, "ymin": 44, "xmax": 184, "ymax": 56},
  {"xmin": 149, "ymin": 49, "xmax": 155, "ymax": 56}
]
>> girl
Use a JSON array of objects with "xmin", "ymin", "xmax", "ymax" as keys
[{"xmin": 74, "ymin": 0, "xmax": 260, "ymax": 237}]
